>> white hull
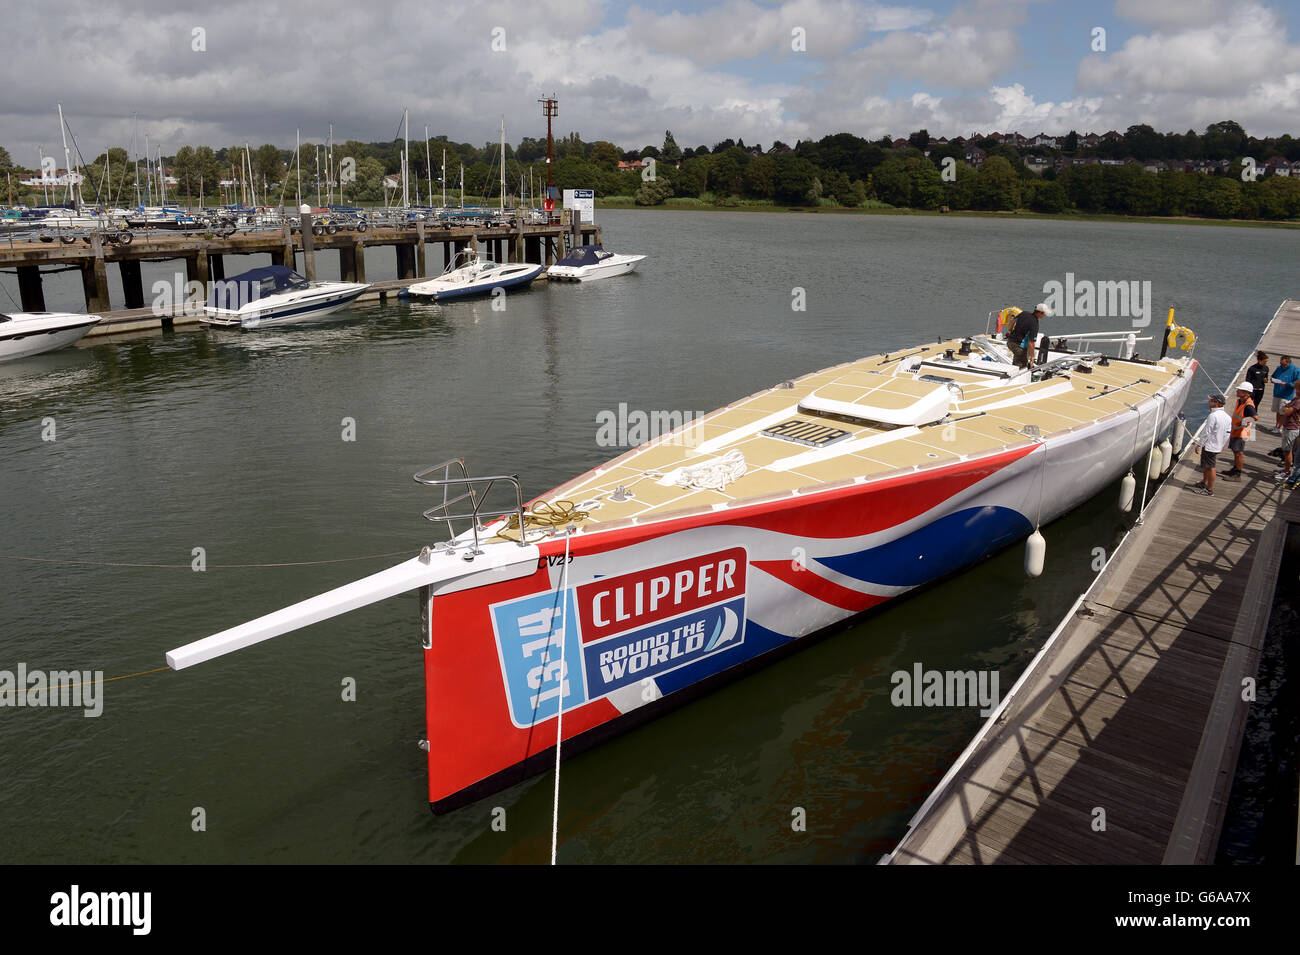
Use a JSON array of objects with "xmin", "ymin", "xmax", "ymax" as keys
[
  {"xmin": 202, "ymin": 283, "xmax": 368, "ymax": 329},
  {"xmin": 548, "ymin": 253, "xmax": 645, "ymax": 282},
  {"xmin": 0, "ymin": 312, "xmax": 101, "ymax": 361},
  {"xmin": 406, "ymin": 261, "xmax": 542, "ymax": 301}
]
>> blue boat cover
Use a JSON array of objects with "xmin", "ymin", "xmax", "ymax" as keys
[
  {"xmin": 555, "ymin": 245, "xmax": 614, "ymax": 267},
  {"xmin": 208, "ymin": 266, "xmax": 309, "ymax": 308}
]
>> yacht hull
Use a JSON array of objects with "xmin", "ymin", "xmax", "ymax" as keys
[{"xmin": 420, "ymin": 365, "xmax": 1192, "ymax": 810}]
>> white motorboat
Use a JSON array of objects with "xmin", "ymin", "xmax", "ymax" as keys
[
  {"xmin": 0, "ymin": 311, "xmax": 102, "ymax": 361},
  {"xmin": 404, "ymin": 249, "xmax": 542, "ymax": 302},
  {"xmin": 546, "ymin": 244, "xmax": 645, "ymax": 281},
  {"xmin": 201, "ymin": 266, "xmax": 369, "ymax": 329}
]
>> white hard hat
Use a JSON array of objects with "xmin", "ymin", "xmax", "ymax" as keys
[
  {"xmin": 1235, "ymin": 381, "xmax": 1254, "ymax": 392},
  {"xmin": 1035, "ymin": 303, "xmax": 1051, "ymax": 316}
]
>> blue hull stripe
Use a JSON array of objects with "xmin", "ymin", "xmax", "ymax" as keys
[{"xmin": 815, "ymin": 505, "xmax": 1032, "ymax": 587}]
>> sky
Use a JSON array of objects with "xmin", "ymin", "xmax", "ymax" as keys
[{"xmin": 1, "ymin": 0, "xmax": 1298, "ymax": 162}]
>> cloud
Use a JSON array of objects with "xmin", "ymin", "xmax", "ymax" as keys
[
  {"xmin": 1081, "ymin": 2, "xmax": 1295, "ymax": 95},
  {"xmin": 1111, "ymin": 0, "xmax": 1235, "ymax": 29},
  {"xmin": 625, "ymin": 0, "xmax": 933, "ymax": 65},
  {"xmin": 0, "ymin": 0, "xmax": 1296, "ymax": 167}
]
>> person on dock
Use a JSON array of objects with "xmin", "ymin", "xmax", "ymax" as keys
[
  {"xmin": 1274, "ymin": 393, "xmax": 1300, "ymax": 488},
  {"xmin": 1246, "ymin": 351, "xmax": 1269, "ymax": 418},
  {"xmin": 1269, "ymin": 356, "xmax": 1299, "ymax": 432},
  {"xmin": 1221, "ymin": 382, "xmax": 1257, "ymax": 481},
  {"xmin": 1007, "ymin": 304, "xmax": 1048, "ymax": 368},
  {"xmin": 1190, "ymin": 394, "xmax": 1231, "ymax": 496}
]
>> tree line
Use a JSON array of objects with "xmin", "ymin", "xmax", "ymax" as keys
[{"xmin": 3, "ymin": 120, "xmax": 1299, "ymax": 220}]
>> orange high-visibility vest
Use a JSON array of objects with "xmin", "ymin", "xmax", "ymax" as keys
[{"xmin": 1231, "ymin": 397, "xmax": 1256, "ymax": 440}]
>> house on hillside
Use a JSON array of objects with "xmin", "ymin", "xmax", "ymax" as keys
[{"xmin": 964, "ymin": 145, "xmax": 987, "ymax": 167}]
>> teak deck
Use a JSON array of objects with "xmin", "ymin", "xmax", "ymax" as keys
[
  {"xmin": 528, "ymin": 339, "xmax": 1187, "ymax": 532},
  {"xmin": 884, "ymin": 300, "xmax": 1300, "ymax": 865}
]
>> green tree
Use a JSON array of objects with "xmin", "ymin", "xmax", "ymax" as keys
[
  {"xmin": 742, "ymin": 154, "xmax": 776, "ymax": 198},
  {"xmin": 254, "ymin": 143, "xmax": 283, "ymax": 194},
  {"xmin": 946, "ymin": 161, "xmax": 979, "ymax": 209},
  {"xmin": 708, "ymin": 146, "xmax": 749, "ymax": 196},
  {"xmin": 1156, "ymin": 170, "xmax": 1196, "ymax": 216},
  {"xmin": 173, "ymin": 146, "xmax": 197, "ymax": 205},
  {"xmin": 634, "ymin": 178, "xmax": 673, "ymax": 205},
  {"xmin": 906, "ymin": 156, "xmax": 943, "ymax": 209},
  {"xmin": 588, "ymin": 141, "xmax": 621, "ymax": 168},
  {"xmin": 1192, "ymin": 176, "xmax": 1242, "ymax": 217},
  {"xmin": 772, "ymin": 153, "xmax": 819, "ymax": 205},
  {"xmin": 872, "ymin": 157, "xmax": 910, "ymax": 206},
  {"xmin": 1027, "ymin": 178, "xmax": 1068, "ymax": 213},
  {"xmin": 670, "ymin": 157, "xmax": 708, "ymax": 197},
  {"xmin": 0, "ymin": 145, "xmax": 11, "ymax": 173},
  {"xmin": 975, "ymin": 156, "xmax": 1020, "ymax": 210},
  {"xmin": 194, "ymin": 146, "xmax": 221, "ymax": 200},
  {"xmin": 1061, "ymin": 163, "xmax": 1105, "ymax": 211},
  {"xmin": 661, "ymin": 130, "xmax": 682, "ymax": 164}
]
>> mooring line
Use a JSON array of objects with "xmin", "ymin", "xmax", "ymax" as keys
[
  {"xmin": 551, "ymin": 525, "xmax": 573, "ymax": 867},
  {"xmin": 41, "ymin": 666, "xmax": 171, "ymax": 693},
  {"xmin": 0, "ymin": 548, "xmax": 417, "ymax": 569}
]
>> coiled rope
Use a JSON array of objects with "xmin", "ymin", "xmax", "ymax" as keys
[
  {"xmin": 494, "ymin": 500, "xmax": 590, "ymax": 542},
  {"xmin": 665, "ymin": 450, "xmax": 747, "ymax": 491}
]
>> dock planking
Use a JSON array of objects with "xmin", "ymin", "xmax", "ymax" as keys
[{"xmin": 884, "ymin": 299, "xmax": 1300, "ymax": 865}]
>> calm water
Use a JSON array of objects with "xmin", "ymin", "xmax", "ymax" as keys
[{"xmin": 1, "ymin": 211, "xmax": 1294, "ymax": 863}]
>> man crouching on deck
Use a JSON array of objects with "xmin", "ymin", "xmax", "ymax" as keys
[{"xmin": 1190, "ymin": 394, "xmax": 1232, "ymax": 496}]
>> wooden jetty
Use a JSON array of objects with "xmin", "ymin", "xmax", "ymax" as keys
[
  {"xmin": 0, "ymin": 211, "xmax": 600, "ymax": 337},
  {"xmin": 884, "ymin": 299, "xmax": 1300, "ymax": 865}
]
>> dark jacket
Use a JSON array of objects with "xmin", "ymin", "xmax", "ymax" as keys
[
  {"xmin": 1246, "ymin": 362, "xmax": 1268, "ymax": 400},
  {"xmin": 1009, "ymin": 311, "xmax": 1040, "ymax": 349}
]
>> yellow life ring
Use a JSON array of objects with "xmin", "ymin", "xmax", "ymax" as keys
[
  {"xmin": 997, "ymin": 307, "xmax": 1022, "ymax": 335},
  {"xmin": 1167, "ymin": 324, "xmax": 1195, "ymax": 350}
]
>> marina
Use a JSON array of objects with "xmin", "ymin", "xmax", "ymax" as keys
[
  {"xmin": 3, "ymin": 209, "xmax": 1295, "ymax": 863},
  {"xmin": 0, "ymin": 213, "xmax": 602, "ymax": 335}
]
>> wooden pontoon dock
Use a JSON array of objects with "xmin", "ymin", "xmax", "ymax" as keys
[{"xmin": 884, "ymin": 300, "xmax": 1300, "ymax": 865}]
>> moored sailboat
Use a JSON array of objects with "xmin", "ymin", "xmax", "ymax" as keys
[{"xmin": 167, "ymin": 312, "xmax": 1198, "ymax": 811}]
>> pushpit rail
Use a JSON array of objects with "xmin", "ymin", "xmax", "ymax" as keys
[{"xmin": 413, "ymin": 457, "xmax": 529, "ymax": 555}]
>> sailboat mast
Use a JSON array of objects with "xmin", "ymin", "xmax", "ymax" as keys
[
  {"xmin": 327, "ymin": 122, "xmax": 334, "ymax": 206},
  {"xmin": 442, "ymin": 148, "xmax": 446, "ymax": 208},
  {"xmin": 158, "ymin": 145, "xmax": 165, "ymax": 206},
  {"xmin": 402, "ymin": 108, "xmax": 410, "ymax": 209},
  {"xmin": 425, "ymin": 125, "xmax": 432, "ymax": 209},
  {"xmin": 499, "ymin": 116, "xmax": 505, "ymax": 213},
  {"xmin": 57, "ymin": 104, "xmax": 77, "ymax": 211},
  {"xmin": 295, "ymin": 128, "xmax": 301, "ymax": 209}
]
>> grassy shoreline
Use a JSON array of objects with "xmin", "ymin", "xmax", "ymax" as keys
[{"xmin": 594, "ymin": 200, "xmax": 1300, "ymax": 230}]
